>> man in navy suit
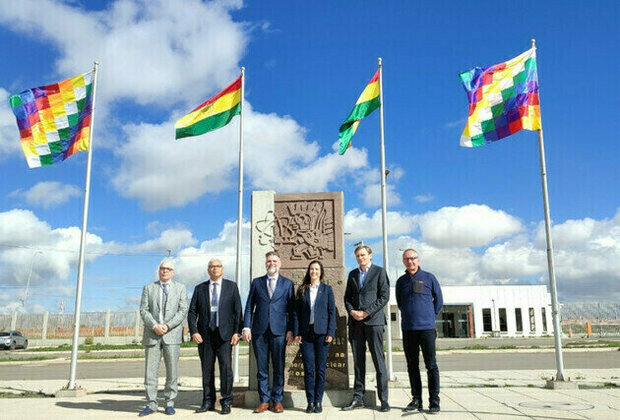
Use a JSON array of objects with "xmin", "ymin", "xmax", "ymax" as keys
[
  {"xmin": 242, "ymin": 251, "xmax": 296, "ymax": 413},
  {"xmin": 188, "ymin": 259, "xmax": 243, "ymax": 415},
  {"xmin": 343, "ymin": 245, "xmax": 390, "ymax": 412}
]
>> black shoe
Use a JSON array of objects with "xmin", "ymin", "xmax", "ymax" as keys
[
  {"xmin": 429, "ymin": 405, "xmax": 440, "ymax": 414},
  {"xmin": 342, "ymin": 400, "xmax": 364, "ymax": 411},
  {"xmin": 314, "ymin": 402, "xmax": 322, "ymax": 413},
  {"xmin": 221, "ymin": 404, "xmax": 231, "ymax": 415},
  {"xmin": 379, "ymin": 402, "xmax": 390, "ymax": 412},
  {"xmin": 306, "ymin": 403, "xmax": 315, "ymax": 413},
  {"xmin": 195, "ymin": 402, "xmax": 214, "ymax": 413},
  {"xmin": 404, "ymin": 397, "xmax": 422, "ymax": 412}
]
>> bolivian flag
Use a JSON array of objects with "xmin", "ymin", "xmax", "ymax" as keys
[
  {"xmin": 338, "ymin": 70, "xmax": 380, "ymax": 155},
  {"xmin": 175, "ymin": 76, "xmax": 241, "ymax": 139}
]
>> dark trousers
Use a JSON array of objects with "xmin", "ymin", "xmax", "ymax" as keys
[
  {"xmin": 197, "ymin": 329, "xmax": 233, "ymax": 406},
  {"xmin": 300, "ymin": 326, "xmax": 330, "ymax": 404},
  {"xmin": 348, "ymin": 322, "xmax": 388, "ymax": 403},
  {"xmin": 403, "ymin": 329, "xmax": 440, "ymax": 407},
  {"xmin": 253, "ymin": 329, "xmax": 286, "ymax": 403}
]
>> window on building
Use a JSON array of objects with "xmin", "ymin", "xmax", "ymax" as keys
[
  {"xmin": 498, "ymin": 308, "xmax": 508, "ymax": 332},
  {"xmin": 515, "ymin": 308, "xmax": 523, "ymax": 332},
  {"xmin": 391, "ymin": 312, "xmax": 397, "ymax": 322},
  {"xmin": 529, "ymin": 307, "xmax": 536, "ymax": 331},
  {"xmin": 482, "ymin": 308, "xmax": 492, "ymax": 332},
  {"xmin": 541, "ymin": 307, "xmax": 547, "ymax": 333}
]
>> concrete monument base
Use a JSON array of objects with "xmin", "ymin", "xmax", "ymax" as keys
[
  {"xmin": 55, "ymin": 387, "xmax": 88, "ymax": 397},
  {"xmin": 243, "ymin": 389, "xmax": 376, "ymax": 409},
  {"xmin": 545, "ymin": 378, "xmax": 579, "ymax": 390}
]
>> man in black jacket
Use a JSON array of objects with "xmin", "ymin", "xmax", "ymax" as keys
[
  {"xmin": 188, "ymin": 259, "xmax": 243, "ymax": 415},
  {"xmin": 342, "ymin": 245, "xmax": 390, "ymax": 412}
]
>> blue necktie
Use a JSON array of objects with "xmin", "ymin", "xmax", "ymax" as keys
[{"xmin": 209, "ymin": 282, "xmax": 218, "ymax": 330}]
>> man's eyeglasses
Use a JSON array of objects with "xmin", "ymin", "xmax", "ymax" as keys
[
  {"xmin": 403, "ymin": 257, "xmax": 418, "ymax": 261},
  {"xmin": 160, "ymin": 267, "xmax": 174, "ymax": 272},
  {"xmin": 209, "ymin": 265, "xmax": 223, "ymax": 269}
]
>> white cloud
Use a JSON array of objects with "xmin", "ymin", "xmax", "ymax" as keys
[
  {"xmin": 361, "ymin": 182, "xmax": 402, "ymax": 207},
  {"xmin": 0, "ymin": 88, "xmax": 22, "ymax": 160},
  {"xmin": 344, "ymin": 208, "xmax": 416, "ymax": 241},
  {"xmin": 172, "ymin": 220, "xmax": 251, "ymax": 297},
  {"xmin": 0, "ymin": 0, "xmax": 246, "ymax": 108},
  {"xmin": 415, "ymin": 204, "xmax": 524, "ymax": 248},
  {"xmin": 9, "ymin": 181, "xmax": 81, "ymax": 208},
  {"xmin": 414, "ymin": 193, "xmax": 435, "ymax": 203},
  {"xmin": 112, "ymin": 106, "xmax": 370, "ymax": 210}
]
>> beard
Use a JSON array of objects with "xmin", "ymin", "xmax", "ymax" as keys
[{"xmin": 267, "ymin": 266, "xmax": 279, "ymax": 276}]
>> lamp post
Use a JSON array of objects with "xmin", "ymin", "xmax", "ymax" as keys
[{"xmin": 22, "ymin": 250, "xmax": 43, "ymax": 308}]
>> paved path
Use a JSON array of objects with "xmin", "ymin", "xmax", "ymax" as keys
[
  {"xmin": 1, "ymin": 369, "xmax": 619, "ymax": 419},
  {"xmin": 1, "ymin": 349, "xmax": 617, "ymax": 379}
]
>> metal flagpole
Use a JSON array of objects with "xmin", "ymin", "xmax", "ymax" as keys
[
  {"xmin": 377, "ymin": 57, "xmax": 394, "ymax": 381},
  {"xmin": 531, "ymin": 39, "xmax": 565, "ymax": 382},
  {"xmin": 67, "ymin": 61, "xmax": 99, "ymax": 390},
  {"xmin": 233, "ymin": 67, "xmax": 245, "ymax": 383}
]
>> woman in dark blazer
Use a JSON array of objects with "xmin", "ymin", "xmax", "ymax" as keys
[{"xmin": 295, "ymin": 260, "xmax": 336, "ymax": 414}]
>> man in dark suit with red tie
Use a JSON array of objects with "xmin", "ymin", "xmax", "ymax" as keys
[
  {"xmin": 242, "ymin": 251, "xmax": 296, "ymax": 414},
  {"xmin": 343, "ymin": 245, "xmax": 390, "ymax": 412},
  {"xmin": 188, "ymin": 258, "xmax": 243, "ymax": 415}
]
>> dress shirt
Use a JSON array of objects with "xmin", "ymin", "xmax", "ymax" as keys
[
  {"xmin": 358, "ymin": 263, "xmax": 372, "ymax": 288},
  {"xmin": 309, "ymin": 283, "xmax": 320, "ymax": 325}
]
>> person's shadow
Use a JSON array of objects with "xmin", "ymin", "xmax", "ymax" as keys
[{"xmin": 55, "ymin": 390, "xmax": 204, "ymax": 414}]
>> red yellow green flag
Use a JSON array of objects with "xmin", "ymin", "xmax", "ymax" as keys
[
  {"xmin": 175, "ymin": 76, "xmax": 241, "ymax": 139},
  {"xmin": 338, "ymin": 70, "xmax": 380, "ymax": 155}
]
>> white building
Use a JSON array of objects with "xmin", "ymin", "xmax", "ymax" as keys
[{"xmin": 390, "ymin": 284, "xmax": 554, "ymax": 338}]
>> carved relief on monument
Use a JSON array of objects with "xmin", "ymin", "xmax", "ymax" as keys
[{"xmin": 274, "ymin": 197, "xmax": 341, "ymax": 268}]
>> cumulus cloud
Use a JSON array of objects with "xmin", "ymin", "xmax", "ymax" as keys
[
  {"xmin": 172, "ymin": 220, "xmax": 251, "ymax": 297},
  {"xmin": 344, "ymin": 208, "xmax": 416, "ymax": 241},
  {"xmin": 414, "ymin": 204, "xmax": 524, "ymax": 248},
  {"xmin": 0, "ymin": 0, "xmax": 246, "ymax": 109},
  {"xmin": 9, "ymin": 181, "xmax": 81, "ymax": 208},
  {"xmin": 387, "ymin": 208, "xmax": 620, "ymax": 301},
  {"xmin": 0, "ymin": 88, "xmax": 21, "ymax": 159},
  {"xmin": 112, "ymin": 106, "xmax": 370, "ymax": 210},
  {"xmin": 414, "ymin": 193, "xmax": 435, "ymax": 203},
  {"xmin": 0, "ymin": 209, "xmax": 200, "ymax": 313},
  {"xmin": 361, "ymin": 183, "xmax": 402, "ymax": 207}
]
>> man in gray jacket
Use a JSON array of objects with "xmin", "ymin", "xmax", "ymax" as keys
[{"xmin": 139, "ymin": 259, "xmax": 188, "ymax": 416}]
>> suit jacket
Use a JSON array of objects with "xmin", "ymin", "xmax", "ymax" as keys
[
  {"xmin": 243, "ymin": 274, "xmax": 296, "ymax": 336},
  {"xmin": 140, "ymin": 280, "xmax": 188, "ymax": 346},
  {"xmin": 295, "ymin": 283, "xmax": 336, "ymax": 337},
  {"xmin": 344, "ymin": 264, "xmax": 390, "ymax": 327},
  {"xmin": 187, "ymin": 278, "xmax": 243, "ymax": 341}
]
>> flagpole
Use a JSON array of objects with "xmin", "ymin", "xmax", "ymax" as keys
[
  {"xmin": 67, "ymin": 61, "xmax": 99, "ymax": 390},
  {"xmin": 377, "ymin": 57, "xmax": 394, "ymax": 381},
  {"xmin": 233, "ymin": 67, "xmax": 245, "ymax": 383},
  {"xmin": 530, "ymin": 40, "xmax": 565, "ymax": 382}
]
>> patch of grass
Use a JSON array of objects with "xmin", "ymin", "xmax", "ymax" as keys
[
  {"xmin": 0, "ymin": 356, "xmax": 57, "ymax": 362},
  {"xmin": 565, "ymin": 340, "xmax": 620, "ymax": 348},
  {"xmin": 78, "ymin": 353, "xmax": 144, "ymax": 360},
  {"xmin": 29, "ymin": 343, "xmax": 145, "ymax": 352},
  {"xmin": 0, "ymin": 390, "xmax": 51, "ymax": 398}
]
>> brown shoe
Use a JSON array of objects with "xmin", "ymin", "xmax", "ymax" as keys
[
  {"xmin": 272, "ymin": 402, "xmax": 284, "ymax": 413},
  {"xmin": 254, "ymin": 402, "xmax": 270, "ymax": 413}
]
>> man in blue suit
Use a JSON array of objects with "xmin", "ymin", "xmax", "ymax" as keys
[{"xmin": 242, "ymin": 251, "xmax": 296, "ymax": 414}]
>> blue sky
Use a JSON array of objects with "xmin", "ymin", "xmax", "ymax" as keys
[{"xmin": 0, "ymin": 0, "xmax": 618, "ymax": 314}]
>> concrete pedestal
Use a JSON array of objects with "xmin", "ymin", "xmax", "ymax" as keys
[{"xmin": 545, "ymin": 379, "xmax": 579, "ymax": 390}]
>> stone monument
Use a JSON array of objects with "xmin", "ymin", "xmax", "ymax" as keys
[{"xmin": 247, "ymin": 191, "xmax": 350, "ymax": 405}]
